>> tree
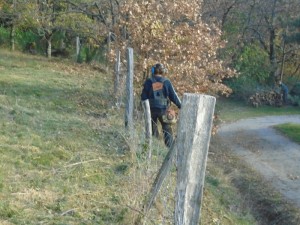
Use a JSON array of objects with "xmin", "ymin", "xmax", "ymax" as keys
[
  {"xmin": 70, "ymin": 0, "xmax": 122, "ymax": 63},
  {"xmin": 112, "ymin": 0, "xmax": 235, "ymax": 96},
  {"xmin": 0, "ymin": 0, "xmax": 23, "ymax": 51},
  {"xmin": 15, "ymin": 0, "xmax": 66, "ymax": 58},
  {"xmin": 283, "ymin": 17, "xmax": 300, "ymax": 78},
  {"xmin": 202, "ymin": 0, "xmax": 300, "ymax": 83},
  {"xmin": 287, "ymin": 18, "xmax": 300, "ymax": 44}
]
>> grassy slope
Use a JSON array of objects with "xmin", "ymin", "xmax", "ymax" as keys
[
  {"xmin": 0, "ymin": 50, "xmax": 258, "ymax": 225},
  {"xmin": 0, "ymin": 50, "xmax": 130, "ymax": 224},
  {"xmin": 1, "ymin": 50, "xmax": 299, "ymax": 225}
]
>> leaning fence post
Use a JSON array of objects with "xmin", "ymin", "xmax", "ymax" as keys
[
  {"xmin": 142, "ymin": 99, "xmax": 152, "ymax": 158},
  {"xmin": 124, "ymin": 47, "xmax": 134, "ymax": 134},
  {"xmin": 134, "ymin": 140, "xmax": 177, "ymax": 225},
  {"xmin": 175, "ymin": 93, "xmax": 216, "ymax": 225}
]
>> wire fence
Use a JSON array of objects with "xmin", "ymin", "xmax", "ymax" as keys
[{"xmin": 114, "ymin": 48, "xmax": 215, "ymax": 225}]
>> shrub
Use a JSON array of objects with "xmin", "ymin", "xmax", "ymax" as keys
[
  {"xmin": 0, "ymin": 26, "xmax": 10, "ymax": 46},
  {"xmin": 290, "ymin": 82, "xmax": 300, "ymax": 96},
  {"xmin": 288, "ymin": 82, "xmax": 300, "ymax": 106},
  {"xmin": 15, "ymin": 29, "xmax": 41, "ymax": 53},
  {"xmin": 225, "ymin": 76, "xmax": 258, "ymax": 101},
  {"xmin": 226, "ymin": 44, "xmax": 271, "ymax": 100}
]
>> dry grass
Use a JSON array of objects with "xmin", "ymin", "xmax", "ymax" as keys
[{"xmin": 1, "ymin": 49, "xmax": 291, "ymax": 225}]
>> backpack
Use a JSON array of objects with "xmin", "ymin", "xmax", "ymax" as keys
[{"xmin": 149, "ymin": 77, "xmax": 169, "ymax": 109}]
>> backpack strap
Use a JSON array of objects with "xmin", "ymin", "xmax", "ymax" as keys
[{"xmin": 150, "ymin": 76, "xmax": 167, "ymax": 84}]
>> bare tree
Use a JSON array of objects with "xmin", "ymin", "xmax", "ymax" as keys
[
  {"xmin": 0, "ymin": 0, "xmax": 22, "ymax": 51},
  {"xmin": 202, "ymin": 0, "xmax": 300, "ymax": 81}
]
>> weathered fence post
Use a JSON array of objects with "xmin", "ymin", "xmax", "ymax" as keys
[
  {"xmin": 106, "ymin": 31, "xmax": 111, "ymax": 72},
  {"xmin": 76, "ymin": 36, "xmax": 80, "ymax": 61},
  {"xmin": 114, "ymin": 50, "xmax": 121, "ymax": 99},
  {"xmin": 125, "ymin": 47, "xmax": 134, "ymax": 134},
  {"xmin": 142, "ymin": 100, "xmax": 152, "ymax": 157},
  {"xmin": 175, "ymin": 93, "xmax": 216, "ymax": 225}
]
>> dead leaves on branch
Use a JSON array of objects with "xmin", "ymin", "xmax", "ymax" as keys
[{"xmin": 112, "ymin": 0, "xmax": 235, "ymax": 96}]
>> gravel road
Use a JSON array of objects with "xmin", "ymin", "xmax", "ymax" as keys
[{"xmin": 218, "ymin": 115, "xmax": 300, "ymax": 208}]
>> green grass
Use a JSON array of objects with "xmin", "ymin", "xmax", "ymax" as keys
[
  {"xmin": 273, "ymin": 123, "xmax": 300, "ymax": 144},
  {"xmin": 0, "ymin": 50, "xmax": 128, "ymax": 224},
  {"xmin": 216, "ymin": 97, "xmax": 300, "ymax": 122},
  {"xmin": 2, "ymin": 49, "xmax": 298, "ymax": 225}
]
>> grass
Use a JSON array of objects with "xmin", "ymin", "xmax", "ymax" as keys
[
  {"xmin": 1, "ymin": 49, "xmax": 299, "ymax": 225},
  {"xmin": 0, "ymin": 50, "xmax": 129, "ymax": 224},
  {"xmin": 273, "ymin": 123, "xmax": 300, "ymax": 144},
  {"xmin": 216, "ymin": 97, "xmax": 300, "ymax": 122}
]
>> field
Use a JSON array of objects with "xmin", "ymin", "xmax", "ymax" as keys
[
  {"xmin": 0, "ymin": 49, "xmax": 299, "ymax": 224},
  {"xmin": 0, "ymin": 50, "xmax": 131, "ymax": 224}
]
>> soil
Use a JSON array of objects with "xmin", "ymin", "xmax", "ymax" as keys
[{"xmin": 218, "ymin": 115, "xmax": 300, "ymax": 208}]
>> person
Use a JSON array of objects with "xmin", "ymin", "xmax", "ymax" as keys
[
  {"xmin": 141, "ymin": 63, "xmax": 181, "ymax": 148},
  {"xmin": 279, "ymin": 81, "xmax": 289, "ymax": 104}
]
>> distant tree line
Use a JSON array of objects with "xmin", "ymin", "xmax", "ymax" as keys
[{"xmin": 202, "ymin": 0, "xmax": 300, "ymax": 100}]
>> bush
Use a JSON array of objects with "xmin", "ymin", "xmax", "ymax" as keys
[
  {"xmin": 225, "ymin": 76, "xmax": 258, "ymax": 101},
  {"xmin": 76, "ymin": 46, "xmax": 100, "ymax": 63},
  {"xmin": 290, "ymin": 82, "xmax": 300, "ymax": 96},
  {"xmin": 84, "ymin": 47, "xmax": 98, "ymax": 63},
  {"xmin": 288, "ymin": 95, "xmax": 300, "ymax": 106},
  {"xmin": 287, "ymin": 82, "xmax": 300, "ymax": 106},
  {"xmin": 226, "ymin": 44, "xmax": 271, "ymax": 101},
  {"xmin": 0, "ymin": 26, "xmax": 10, "ymax": 46},
  {"xmin": 15, "ymin": 29, "xmax": 41, "ymax": 52}
]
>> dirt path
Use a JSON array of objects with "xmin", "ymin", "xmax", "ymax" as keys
[{"xmin": 218, "ymin": 115, "xmax": 300, "ymax": 208}]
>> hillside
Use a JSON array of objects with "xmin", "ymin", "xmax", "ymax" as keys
[
  {"xmin": 0, "ymin": 50, "xmax": 131, "ymax": 224},
  {"xmin": 2, "ymin": 50, "xmax": 299, "ymax": 225}
]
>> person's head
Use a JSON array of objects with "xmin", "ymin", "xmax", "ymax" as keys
[{"xmin": 153, "ymin": 63, "xmax": 165, "ymax": 75}]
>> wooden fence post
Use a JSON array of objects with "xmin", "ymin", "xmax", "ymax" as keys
[
  {"xmin": 125, "ymin": 48, "xmax": 134, "ymax": 134},
  {"xmin": 175, "ymin": 93, "xmax": 216, "ymax": 225},
  {"xmin": 114, "ymin": 50, "xmax": 121, "ymax": 99},
  {"xmin": 76, "ymin": 36, "xmax": 80, "ymax": 57},
  {"xmin": 106, "ymin": 31, "xmax": 111, "ymax": 72},
  {"xmin": 142, "ymin": 100, "xmax": 152, "ymax": 157}
]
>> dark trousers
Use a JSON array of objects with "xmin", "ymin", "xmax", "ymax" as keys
[
  {"xmin": 282, "ymin": 90, "xmax": 288, "ymax": 104},
  {"xmin": 151, "ymin": 109, "xmax": 173, "ymax": 148}
]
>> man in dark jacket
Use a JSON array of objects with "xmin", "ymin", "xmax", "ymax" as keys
[
  {"xmin": 141, "ymin": 63, "xmax": 181, "ymax": 148},
  {"xmin": 279, "ymin": 81, "xmax": 289, "ymax": 104}
]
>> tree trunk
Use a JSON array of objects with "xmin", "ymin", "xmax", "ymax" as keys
[
  {"xmin": 268, "ymin": 0, "xmax": 278, "ymax": 81},
  {"xmin": 47, "ymin": 39, "xmax": 52, "ymax": 58},
  {"xmin": 10, "ymin": 24, "xmax": 15, "ymax": 51},
  {"xmin": 269, "ymin": 28, "xmax": 277, "ymax": 79}
]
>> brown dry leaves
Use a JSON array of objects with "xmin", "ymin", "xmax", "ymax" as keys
[{"xmin": 112, "ymin": 0, "xmax": 235, "ymax": 96}]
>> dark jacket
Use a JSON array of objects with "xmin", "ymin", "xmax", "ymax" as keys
[
  {"xmin": 141, "ymin": 75, "xmax": 181, "ymax": 110},
  {"xmin": 280, "ymin": 83, "xmax": 288, "ymax": 93}
]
